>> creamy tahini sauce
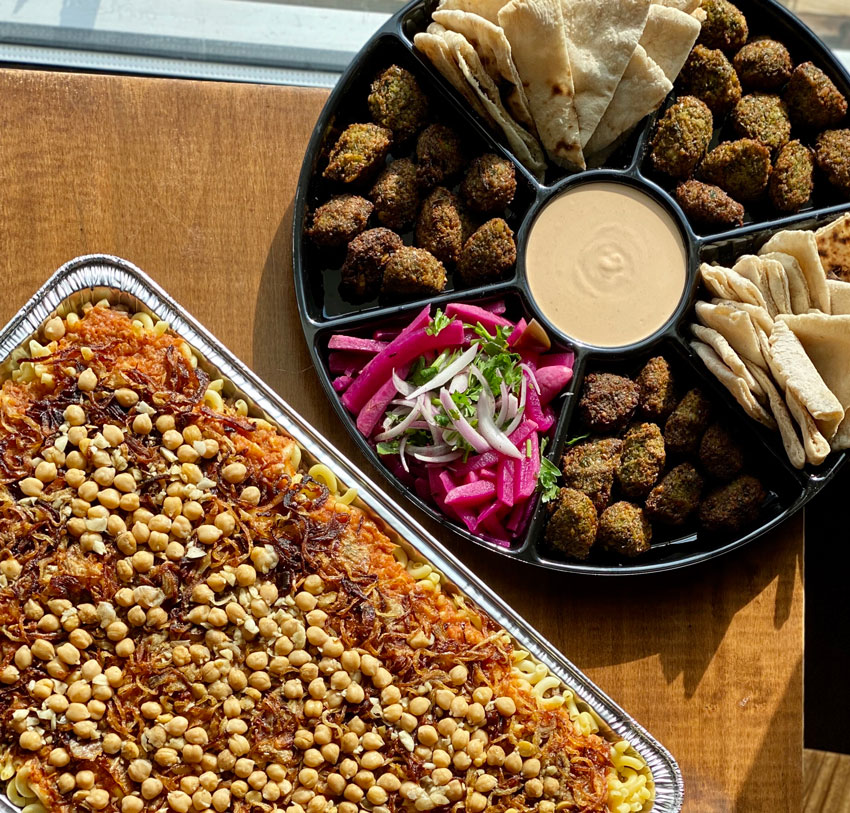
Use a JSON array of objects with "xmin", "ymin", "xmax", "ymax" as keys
[{"xmin": 525, "ymin": 183, "xmax": 687, "ymax": 348}]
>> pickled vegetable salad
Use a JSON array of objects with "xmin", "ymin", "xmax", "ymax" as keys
[{"xmin": 331, "ymin": 303, "xmax": 573, "ymax": 545}]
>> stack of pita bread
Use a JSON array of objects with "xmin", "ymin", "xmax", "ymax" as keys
[
  {"xmin": 691, "ymin": 213, "xmax": 850, "ymax": 469},
  {"xmin": 414, "ymin": 0, "xmax": 704, "ymax": 178}
]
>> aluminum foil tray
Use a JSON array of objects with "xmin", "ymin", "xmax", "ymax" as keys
[{"xmin": 0, "ymin": 255, "xmax": 683, "ymax": 813}]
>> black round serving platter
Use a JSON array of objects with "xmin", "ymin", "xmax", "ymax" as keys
[{"xmin": 293, "ymin": 0, "xmax": 850, "ymax": 574}]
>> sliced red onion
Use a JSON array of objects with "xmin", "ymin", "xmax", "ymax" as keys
[
  {"xmin": 496, "ymin": 381, "xmax": 510, "ymax": 427},
  {"xmin": 407, "ymin": 345, "xmax": 478, "ymax": 399},
  {"xmin": 502, "ymin": 375, "xmax": 528, "ymax": 437},
  {"xmin": 392, "ymin": 368, "xmax": 415, "ymax": 397},
  {"xmin": 469, "ymin": 367, "xmax": 521, "ymax": 459},
  {"xmin": 374, "ymin": 402, "xmax": 422, "ymax": 441},
  {"xmin": 521, "ymin": 363, "xmax": 541, "ymax": 394},
  {"xmin": 439, "ymin": 388, "xmax": 489, "ymax": 454},
  {"xmin": 449, "ymin": 372, "xmax": 469, "ymax": 394},
  {"xmin": 399, "ymin": 436, "xmax": 410, "ymax": 473}
]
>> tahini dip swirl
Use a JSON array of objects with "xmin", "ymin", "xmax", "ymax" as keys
[{"xmin": 525, "ymin": 183, "xmax": 688, "ymax": 348}]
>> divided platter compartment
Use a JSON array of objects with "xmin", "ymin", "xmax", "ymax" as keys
[
  {"xmin": 293, "ymin": 0, "xmax": 850, "ymax": 574},
  {"xmin": 0, "ymin": 257, "xmax": 683, "ymax": 813}
]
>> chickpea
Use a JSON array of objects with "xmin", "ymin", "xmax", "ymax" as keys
[
  {"xmin": 57, "ymin": 773, "xmax": 76, "ymax": 794},
  {"xmin": 211, "ymin": 788, "xmax": 231, "ymax": 812},
  {"xmin": 102, "ymin": 733, "xmax": 122, "ymax": 754},
  {"xmin": 495, "ymin": 696, "xmax": 516, "ymax": 716},
  {"xmin": 49, "ymin": 747, "xmax": 71, "ymax": 767},
  {"xmin": 468, "ymin": 792, "xmax": 487, "ymax": 813},
  {"xmin": 142, "ymin": 777, "xmax": 164, "ymax": 800},
  {"xmin": 222, "ymin": 462, "xmax": 247, "ymax": 483},
  {"xmin": 417, "ymin": 725, "xmax": 438, "ymax": 747}
]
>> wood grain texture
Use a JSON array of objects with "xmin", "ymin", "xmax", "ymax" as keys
[
  {"xmin": 0, "ymin": 68, "xmax": 802, "ymax": 813},
  {"xmin": 804, "ymin": 750, "xmax": 850, "ymax": 813}
]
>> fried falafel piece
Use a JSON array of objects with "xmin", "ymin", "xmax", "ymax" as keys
[
  {"xmin": 578, "ymin": 374, "xmax": 640, "ymax": 433},
  {"xmin": 698, "ymin": 474, "xmax": 765, "ymax": 532},
  {"xmin": 544, "ymin": 488, "xmax": 599, "ymax": 559},
  {"xmin": 324, "ymin": 123, "xmax": 393, "ymax": 185},
  {"xmin": 676, "ymin": 180, "xmax": 745, "ymax": 228},
  {"xmin": 815, "ymin": 129, "xmax": 850, "ymax": 197},
  {"xmin": 699, "ymin": 139, "xmax": 772, "ymax": 202},
  {"xmin": 416, "ymin": 124, "xmax": 465, "ymax": 189},
  {"xmin": 665, "ymin": 388, "xmax": 713, "ymax": 455},
  {"xmin": 637, "ymin": 357, "xmax": 677, "ymax": 421},
  {"xmin": 733, "ymin": 39, "xmax": 793, "ymax": 91},
  {"xmin": 645, "ymin": 463, "xmax": 704, "ymax": 525},
  {"xmin": 415, "ymin": 187, "xmax": 465, "ymax": 266},
  {"xmin": 650, "ymin": 97, "xmax": 714, "ymax": 179},
  {"xmin": 731, "ymin": 94, "xmax": 791, "ymax": 154},
  {"xmin": 561, "ymin": 437, "xmax": 623, "ymax": 512},
  {"xmin": 598, "ymin": 502, "xmax": 652, "ymax": 557},
  {"xmin": 678, "ymin": 45, "xmax": 742, "ymax": 115},
  {"xmin": 698, "ymin": 423, "xmax": 745, "ymax": 480},
  {"xmin": 306, "ymin": 194, "xmax": 374, "ymax": 249},
  {"xmin": 769, "ymin": 140, "xmax": 814, "ymax": 213},
  {"xmin": 368, "ymin": 65, "xmax": 429, "ymax": 142},
  {"xmin": 460, "ymin": 153, "xmax": 517, "ymax": 214},
  {"xmin": 456, "ymin": 218, "xmax": 517, "ymax": 286},
  {"xmin": 784, "ymin": 63, "xmax": 848, "ymax": 130},
  {"xmin": 381, "ymin": 245, "xmax": 447, "ymax": 297},
  {"xmin": 370, "ymin": 158, "xmax": 419, "ymax": 230},
  {"xmin": 697, "ymin": 0, "xmax": 748, "ymax": 53},
  {"xmin": 617, "ymin": 423, "xmax": 666, "ymax": 497},
  {"xmin": 339, "ymin": 228, "xmax": 402, "ymax": 302}
]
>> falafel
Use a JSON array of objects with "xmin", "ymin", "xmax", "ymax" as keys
[
  {"xmin": 381, "ymin": 246, "xmax": 447, "ymax": 297},
  {"xmin": 416, "ymin": 124, "xmax": 465, "ymax": 189},
  {"xmin": 461, "ymin": 153, "xmax": 517, "ymax": 213},
  {"xmin": 367, "ymin": 65, "xmax": 429, "ymax": 142},
  {"xmin": 665, "ymin": 388, "xmax": 713, "ymax": 455},
  {"xmin": 697, "ymin": 0, "xmax": 748, "ymax": 53},
  {"xmin": 578, "ymin": 373, "xmax": 640, "ymax": 433},
  {"xmin": 415, "ymin": 187, "xmax": 465, "ymax": 266},
  {"xmin": 731, "ymin": 93, "xmax": 791, "ymax": 154},
  {"xmin": 769, "ymin": 140, "xmax": 814, "ymax": 213},
  {"xmin": 733, "ymin": 39, "xmax": 793, "ymax": 91},
  {"xmin": 339, "ymin": 228, "xmax": 402, "ymax": 302},
  {"xmin": 698, "ymin": 474, "xmax": 765, "ymax": 532},
  {"xmin": 678, "ymin": 45, "xmax": 742, "ymax": 114},
  {"xmin": 699, "ymin": 138, "xmax": 772, "ymax": 202},
  {"xmin": 637, "ymin": 357, "xmax": 677, "ymax": 420},
  {"xmin": 456, "ymin": 218, "xmax": 517, "ymax": 286},
  {"xmin": 815, "ymin": 129, "xmax": 850, "ymax": 196},
  {"xmin": 561, "ymin": 437, "xmax": 623, "ymax": 512},
  {"xmin": 698, "ymin": 422, "xmax": 745, "ymax": 480},
  {"xmin": 306, "ymin": 194, "xmax": 374, "ymax": 249},
  {"xmin": 370, "ymin": 158, "xmax": 419, "ymax": 230},
  {"xmin": 597, "ymin": 502, "xmax": 652, "ymax": 557},
  {"xmin": 784, "ymin": 62, "xmax": 848, "ymax": 130},
  {"xmin": 645, "ymin": 463, "xmax": 704, "ymax": 525},
  {"xmin": 650, "ymin": 96, "xmax": 714, "ymax": 179},
  {"xmin": 675, "ymin": 180, "xmax": 745, "ymax": 228},
  {"xmin": 544, "ymin": 488, "xmax": 599, "ymax": 559},
  {"xmin": 324, "ymin": 123, "xmax": 393, "ymax": 185},
  {"xmin": 617, "ymin": 422, "xmax": 666, "ymax": 497}
]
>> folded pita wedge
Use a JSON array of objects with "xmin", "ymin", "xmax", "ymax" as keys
[
  {"xmin": 816, "ymin": 212, "xmax": 850, "ymax": 280},
  {"xmin": 779, "ymin": 313, "xmax": 850, "ymax": 450},
  {"xmin": 743, "ymin": 360, "xmax": 806, "ymax": 469},
  {"xmin": 826, "ymin": 279, "xmax": 850, "ymax": 315},
  {"xmin": 652, "ymin": 0, "xmax": 700, "ymax": 11},
  {"xmin": 761, "ymin": 257, "xmax": 792, "ymax": 315},
  {"xmin": 709, "ymin": 298, "xmax": 774, "ymax": 335},
  {"xmin": 759, "ymin": 229, "xmax": 830, "ymax": 313},
  {"xmin": 584, "ymin": 45, "xmax": 671, "ymax": 157},
  {"xmin": 436, "ymin": 0, "xmax": 510, "ymax": 25},
  {"xmin": 760, "ymin": 251, "xmax": 811, "ymax": 314},
  {"xmin": 559, "ymin": 0, "xmax": 651, "ymax": 149},
  {"xmin": 786, "ymin": 389, "xmax": 831, "ymax": 466},
  {"xmin": 691, "ymin": 323, "xmax": 762, "ymax": 395},
  {"xmin": 415, "ymin": 26, "xmax": 495, "ymax": 126},
  {"xmin": 732, "ymin": 255, "xmax": 777, "ymax": 316},
  {"xmin": 701, "ymin": 264, "xmax": 771, "ymax": 310},
  {"xmin": 431, "ymin": 9, "xmax": 535, "ymax": 130},
  {"xmin": 498, "ymin": 0, "xmax": 584, "ymax": 170},
  {"xmin": 695, "ymin": 300, "xmax": 767, "ymax": 365},
  {"xmin": 638, "ymin": 3, "xmax": 702, "ymax": 82},
  {"xmin": 691, "ymin": 342, "xmax": 775, "ymax": 428},
  {"xmin": 767, "ymin": 319, "xmax": 844, "ymax": 435},
  {"xmin": 439, "ymin": 28, "xmax": 547, "ymax": 177}
]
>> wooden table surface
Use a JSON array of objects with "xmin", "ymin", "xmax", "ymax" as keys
[{"xmin": 0, "ymin": 69, "xmax": 803, "ymax": 813}]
